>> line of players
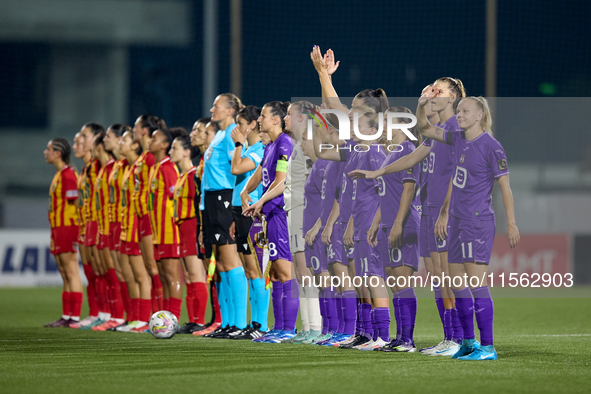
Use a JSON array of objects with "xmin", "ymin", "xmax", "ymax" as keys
[{"xmin": 43, "ymin": 46, "xmax": 519, "ymax": 360}]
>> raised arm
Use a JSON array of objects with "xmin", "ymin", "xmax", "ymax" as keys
[
  {"xmin": 310, "ymin": 46, "xmax": 349, "ymax": 114},
  {"xmin": 349, "ymin": 144, "xmax": 430, "ymax": 180},
  {"xmin": 497, "ymin": 174, "xmax": 520, "ymax": 248},
  {"xmin": 416, "ymin": 97, "xmax": 446, "ymax": 143},
  {"xmin": 312, "ymin": 119, "xmax": 341, "ymax": 161}
]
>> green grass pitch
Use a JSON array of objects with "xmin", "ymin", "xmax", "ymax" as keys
[{"xmin": 1, "ymin": 287, "xmax": 590, "ymax": 393}]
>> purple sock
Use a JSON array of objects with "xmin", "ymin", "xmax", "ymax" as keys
[
  {"xmin": 443, "ymin": 309, "xmax": 453, "ymax": 340},
  {"xmin": 271, "ymin": 281, "xmax": 283, "ymax": 331},
  {"xmin": 355, "ymin": 300, "xmax": 362, "ymax": 336},
  {"xmin": 281, "ymin": 279, "xmax": 299, "ymax": 333},
  {"xmin": 398, "ymin": 288, "xmax": 417, "ymax": 343},
  {"xmin": 319, "ymin": 289, "xmax": 328, "ymax": 335},
  {"xmin": 451, "ymin": 308, "xmax": 463, "ymax": 342},
  {"xmin": 360, "ymin": 303, "xmax": 373, "ymax": 340},
  {"xmin": 324, "ymin": 288, "xmax": 339, "ymax": 333},
  {"xmin": 370, "ymin": 309, "xmax": 378, "ymax": 341},
  {"xmin": 373, "ymin": 307, "xmax": 390, "ymax": 342},
  {"xmin": 392, "ymin": 293, "xmax": 401, "ymax": 341},
  {"xmin": 336, "ymin": 293, "xmax": 344, "ymax": 334},
  {"xmin": 342, "ymin": 290, "xmax": 357, "ymax": 335},
  {"xmin": 472, "ymin": 286, "xmax": 494, "ymax": 346},
  {"xmin": 434, "ymin": 285, "xmax": 445, "ymax": 327},
  {"xmin": 452, "ymin": 287, "xmax": 475, "ymax": 340}
]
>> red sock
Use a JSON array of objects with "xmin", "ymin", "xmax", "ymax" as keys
[
  {"xmin": 62, "ymin": 291, "xmax": 71, "ymax": 317},
  {"xmin": 185, "ymin": 284, "xmax": 195, "ymax": 323},
  {"xmin": 211, "ymin": 282, "xmax": 222, "ymax": 324},
  {"xmin": 69, "ymin": 292, "xmax": 83, "ymax": 319},
  {"xmin": 96, "ymin": 275, "xmax": 108, "ymax": 315},
  {"xmin": 169, "ymin": 297, "xmax": 182, "ymax": 322},
  {"xmin": 107, "ymin": 269, "xmax": 124, "ymax": 320},
  {"xmin": 130, "ymin": 298, "xmax": 140, "ymax": 321},
  {"xmin": 139, "ymin": 299, "xmax": 152, "ymax": 323},
  {"xmin": 151, "ymin": 274, "xmax": 164, "ymax": 310},
  {"xmin": 83, "ymin": 265, "xmax": 98, "ymax": 316},
  {"xmin": 193, "ymin": 282, "xmax": 208, "ymax": 325},
  {"xmin": 163, "ymin": 298, "xmax": 170, "ymax": 312},
  {"xmin": 119, "ymin": 281, "xmax": 131, "ymax": 321}
]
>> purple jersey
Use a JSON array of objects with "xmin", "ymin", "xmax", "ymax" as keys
[
  {"xmin": 422, "ymin": 115, "xmax": 461, "ymax": 207},
  {"xmin": 338, "ymin": 140, "xmax": 360, "ymax": 224},
  {"xmin": 303, "ymin": 159, "xmax": 328, "ymax": 233},
  {"xmin": 261, "ymin": 132, "xmax": 294, "ymax": 216},
  {"xmin": 351, "ymin": 144, "xmax": 386, "ymax": 241},
  {"xmin": 320, "ymin": 160, "xmax": 342, "ymax": 226},
  {"xmin": 377, "ymin": 140, "xmax": 420, "ymax": 229},
  {"xmin": 443, "ymin": 130, "xmax": 509, "ymax": 220}
]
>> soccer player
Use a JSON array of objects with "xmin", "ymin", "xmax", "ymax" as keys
[
  {"xmin": 117, "ymin": 130, "xmax": 153, "ymax": 333},
  {"xmin": 202, "ymin": 93, "xmax": 249, "ymax": 339},
  {"xmin": 91, "ymin": 131, "xmax": 126, "ymax": 330},
  {"xmin": 132, "ymin": 115, "xmax": 165, "ymax": 313},
  {"xmin": 420, "ymin": 96, "xmax": 519, "ymax": 360},
  {"xmin": 44, "ymin": 138, "xmax": 83, "ymax": 327},
  {"xmin": 228, "ymin": 105, "xmax": 269, "ymax": 340},
  {"xmin": 70, "ymin": 132, "xmax": 99, "ymax": 329},
  {"xmin": 105, "ymin": 124, "xmax": 133, "ymax": 328},
  {"xmin": 170, "ymin": 134, "xmax": 208, "ymax": 333},
  {"xmin": 148, "ymin": 127, "xmax": 184, "ymax": 321},
  {"xmin": 243, "ymin": 101, "xmax": 298, "ymax": 343}
]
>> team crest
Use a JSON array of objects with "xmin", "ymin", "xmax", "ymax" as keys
[
  {"xmin": 498, "ymin": 159, "xmax": 507, "ymax": 170},
  {"xmin": 51, "ymin": 182, "xmax": 57, "ymax": 193},
  {"xmin": 151, "ymin": 178, "xmax": 157, "ymax": 191},
  {"xmin": 176, "ymin": 186, "xmax": 183, "ymax": 197},
  {"xmin": 460, "ymin": 154, "xmax": 466, "ymax": 164}
]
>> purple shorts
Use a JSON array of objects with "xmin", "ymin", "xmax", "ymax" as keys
[
  {"xmin": 354, "ymin": 239, "xmax": 384, "ymax": 278},
  {"xmin": 379, "ymin": 226, "xmax": 419, "ymax": 271},
  {"xmin": 305, "ymin": 236, "xmax": 326, "ymax": 275},
  {"xmin": 265, "ymin": 210, "xmax": 292, "ymax": 262},
  {"xmin": 420, "ymin": 212, "xmax": 430, "ymax": 258},
  {"xmin": 327, "ymin": 223, "xmax": 343, "ymax": 265},
  {"xmin": 448, "ymin": 215, "xmax": 496, "ymax": 264},
  {"xmin": 428, "ymin": 205, "xmax": 449, "ymax": 253}
]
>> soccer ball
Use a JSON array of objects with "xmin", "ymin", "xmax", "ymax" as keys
[{"xmin": 148, "ymin": 311, "xmax": 178, "ymax": 339}]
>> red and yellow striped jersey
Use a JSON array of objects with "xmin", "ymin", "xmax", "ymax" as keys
[
  {"xmin": 49, "ymin": 165, "xmax": 80, "ymax": 228},
  {"xmin": 85, "ymin": 159, "xmax": 101, "ymax": 222},
  {"xmin": 173, "ymin": 166, "xmax": 197, "ymax": 223},
  {"xmin": 120, "ymin": 160, "xmax": 140, "ymax": 243},
  {"xmin": 77, "ymin": 161, "xmax": 90, "ymax": 227},
  {"xmin": 133, "ymin": 151, "xmax": 155, "ymax": 218},
  {"xmin": 148, "ymin": 157, "xmax": 180, "ymax": 245},
  {"xmin": 95, "ymin": 159, "xmax": 115, "ymax": 236},
  {"xmin": 108, "ymin": 158, "xmax": 127, "ymax": 224}
]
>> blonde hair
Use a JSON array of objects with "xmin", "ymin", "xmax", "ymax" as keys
[{"xmin": 465, "ymin": 96, "xmax": 493, "ymax": 136}]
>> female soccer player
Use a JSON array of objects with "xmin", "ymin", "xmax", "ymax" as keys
[
  {"xmin": 43, "ymin": 138, "xmax": 82, "ymax": 327},
  {"xmin": 105, "ymin": 124, "xmax": 132, "ymax": 327},
  {"xmin": 170, "ymin": 134, "xmax": 208, "ymax": 333},
  {"xmin": 202, "ymin": 94, "xmax": 249, "ymax": 339},
  {"xmin": 148, "ymin": 127, "xmax": 184, "ymax": 321},
  {"xmin": 91, "ymin": 131, "xmax": 126, "ymax": 330},
  {"xmin": 420, "ymin": 96, "xmax": 519, "ymax": 360},
  {"xmin": 228, "ymin": 105, "xmax": 269, "ymax": 340},
  {"xmin": 242, "ymin": 101, "xmax": 298, "ymax": 343},
  {"xmin": 69, "ymin": 132, "xmax": 99, "ymax": 329},
  {"xmin": 349, "ymin": 78, "xmax": 467, "ymax": 355},
  {"xmin": 133, "ymin": 115, "xmax": 165, "ymax": 312},
  {"xmin": 117, "ymin": 130, "xmax": 153, "ymax": 333}
]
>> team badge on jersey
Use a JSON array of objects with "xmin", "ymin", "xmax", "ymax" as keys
[
  {"xmin": 176, "ymin": 186, "xmax": 183, "ymax": 197},
  {"xmin": 498, "ymin": 159, "xmax": 507, "ymax": 170},
  {"xmin": 406, "ymin": 167, "xmax": 414, "ymax": 174},
  {"xmin": 151, "ymin": 178, "xmax": 157, "ymax": 191},
  {"xmin": 460, "ymin": 154, "xmax": 466, "ymax": 164}
]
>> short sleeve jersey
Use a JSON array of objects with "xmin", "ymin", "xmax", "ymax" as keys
[
  {"xmin": 233, "ymin": 140, "xmax": 265, "ymax": 207},
  {"xmin": 174, "ymin": 166, "xmax": 197, "ymax": 223},
  {"xmin": 95, "ymin": 159, "xmax": 115, "ymax": 236},
  {"xmin": 133, "ymin": 151, "xmax": 156, "ymax": 217},
  {"xmin": 422, "ymin": 115, "xmax": 461, "ymax": 207},
  {"xmin": 351, "ymin": 144, "xmax": 386, "ymax": 241},
  {"xmin": 443, "ymin": 130, "xmax": 510, "ymax": 220},
  {"xmin": 284, "ymin": 139, "xmax": 308, "ymax": 211},
  {"xmin": 148, "ymin": 157, "xmax": 180, "ymax": 245},
  {"xmin": 418, "ymin": 153, "xmax": 429, "ymax": 215},
  {"xmin": 320, "ymin": 160, "xmax": 343, "ymax": 226},
  {"xmin": 108, "ymin": 158, "xmax": 128, "ymax": 225},
  {"xmin": 120, "ymin": 160, "xmax": 140, "ymax": 243},
  {"xmin": 303, "ymin": 159, "xmax": 328, "ymax": 233},
  {"xmin": 261, "ymin": 132, "xmax": 293, "ymax": 216},
  {"xmin": 377, "ymin": 140, "xmax": 420, "ymax": 229},
  {"xmin": 203, "ymin": 123, "xmax": 237, "ymax": 192},
  {"xmin": 48, "ymin": 165, "xmax": 79, "ymax": 228},
  {"xmin": 337, "ymin": 140, "xmax": 360, "ymax": 224},
  {"xmin": 85, "ymin": 160, "xmax": 101, "ymax": 222}
]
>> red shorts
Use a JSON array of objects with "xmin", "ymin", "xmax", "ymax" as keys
[
  {"xmin": 111, "ymin": 222, "xmax": 122, "ymax": 252},
  {"xmin": 138, "ymin": 214, "xmax": 152, "ymax": 238},
  {"xmin": 179, "ymin": 218, "xmax": 198, "ymax": 257},
  {"xmin": 84, "ymin": 221, "xmax": 98, "ymax": 247},
  {"xmin": 97, "ymin": 234, "xmax": 112, "ymax": 250},
  {"xmin": 155, "ymin": 244, "xmax": 180, "ymax": 260},
  {"xmin": 50, "ymin": 226, "xmax": 80, "ymax": 255},
  {"xmin": 122, "ymin": 240, "xmax": 141, "ymax": 256}
]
